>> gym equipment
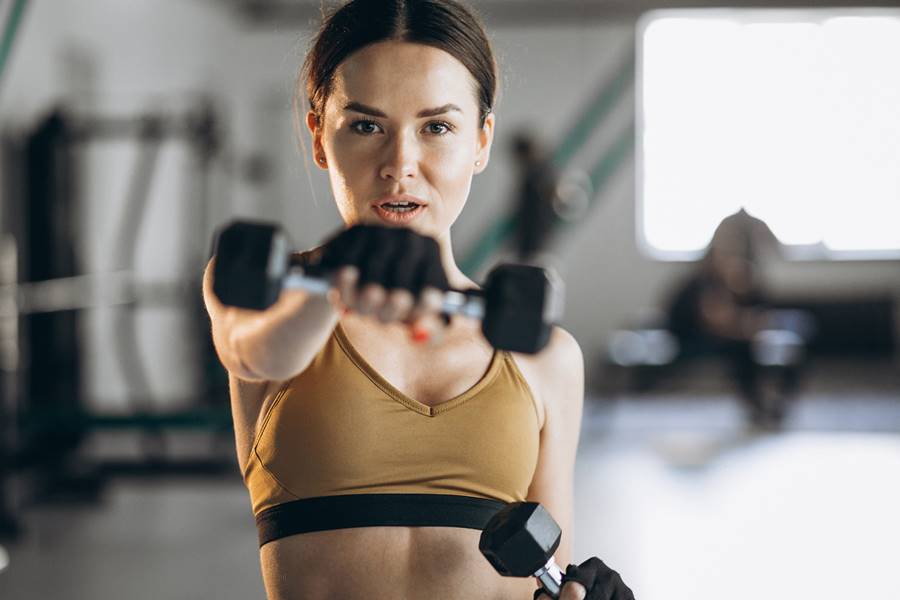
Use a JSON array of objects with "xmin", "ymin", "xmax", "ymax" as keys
[
  {"xmin": 212, "ymin": 220, "xmax": 565, "ymax": 354},
  {"xmin": 0, "ymin": 105, "xmax": 229, "ymax": 541},
  {"xmin": 0, "ymin": 270, "xmax": 135, "ymax": 315},
  {"xmin": 15, "ymin": 111, "xmax": 86, "ymax": 484},
  {"xmin": 0, "ymin": 242, "xmax": 197, "ymax": 317},
  {"xmin": 479, "ymin": 501, "xmax": 565, "ymax": 598}
]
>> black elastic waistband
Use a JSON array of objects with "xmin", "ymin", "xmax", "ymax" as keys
[{"xmin": 255, "ymin": 493, "xmax": 507, "ymax": 547}]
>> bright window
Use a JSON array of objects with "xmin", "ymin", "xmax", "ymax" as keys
[{"xmin": 637, "ymin": 10, "xmax": 900, "ymax": 259}]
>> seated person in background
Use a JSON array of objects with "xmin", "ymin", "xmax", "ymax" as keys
[{"xmin": 666, "ymin": 208, "xmax": 802, "ymax": 427}]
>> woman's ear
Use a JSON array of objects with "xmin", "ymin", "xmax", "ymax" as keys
[
  {"xmin": 474, "ymin": 112, "xmax": 495, "ymax": 174},
  {"xmin": 306, "ymin": 111, "xmax": 327, "ymax": 169}
]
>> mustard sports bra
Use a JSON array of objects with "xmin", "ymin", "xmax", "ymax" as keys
[{"xmin": 242, "ymin": 321, "xmax": 541, "ymax": 547}]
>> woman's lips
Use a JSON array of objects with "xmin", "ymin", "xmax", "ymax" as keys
[
  {"xmin": 372, "ymin": 203, "xmax": 426, "ymax": 224},
  {"xmin": 370, "ymin": 194, "xmax": 428, "ymax": 208},
  {"xmin": 370, "ymin": 194, "xmax": 428, "ymax": 225}
]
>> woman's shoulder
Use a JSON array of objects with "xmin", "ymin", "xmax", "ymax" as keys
[
  {"xmin": 508, "ymin": 325, "xmax": 583, "ymax": 430},
  {"xmin": 536, "ymin": 325, "xmax": 583, "ymax": 398},
  {"xmin": 514, "ymin": 326, "xmax": 582, "ymax": 381},
  {"xmin": 546, "ymin": 325, "xmax": 583, "ymax": 367}
]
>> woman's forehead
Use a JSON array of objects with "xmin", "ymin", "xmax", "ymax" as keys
[{"xmin": 328, "ymin": 41, "xmax": 479, "ymax": 116}]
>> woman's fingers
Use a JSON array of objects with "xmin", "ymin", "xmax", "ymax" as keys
[
  {"xmin": 334, "ymin": 265, "xmax": 360, "ymax": 310},
  {"xmin": 378, "ymin": 288, "xmax": 414, "ymax": 323},
  {"xmin": 336, "ymin": 280, "xmax": 449, "ymax": 345},
  {"xmin": 562, "ymin": 581, "xmax": 588, "ymax": 600},
  {"xmin": 407, "ymin": 312, "xmax": 445, "ymax": 345},
  {"xmin": 412, "ymin": 286, "xmax": 445, "ymax": 319},
  {"xmin": 356, "ymin": 282, "xmax": 386, "ymax": 315},
  {"xmin": 404, "ymin": 287, "xmax": 445, "ymax": 326},
  {"xmin": 404, "ymin": 287, "xmax": 447, "ymax": 344},
  {"xmin": 535, "ymin": 581, "xmax": 588, "ymax": 600}
]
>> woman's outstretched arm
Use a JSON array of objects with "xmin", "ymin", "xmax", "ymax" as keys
[
  {"xmin": 202, "ymin": 256, "xmax": 340, "ymax": 382},
  {"xmin": 525, "ymin": 326, "xmax": 585, "ymax": 570}
]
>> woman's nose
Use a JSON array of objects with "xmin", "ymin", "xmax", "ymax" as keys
[{"xmin": 379, "ymin": 133, "xmax": 419, "ymax": 181}]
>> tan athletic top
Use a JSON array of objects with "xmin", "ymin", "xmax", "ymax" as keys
[{"xmin": 242, "ymin": 321, "xmax": 541, "ymax": 519}]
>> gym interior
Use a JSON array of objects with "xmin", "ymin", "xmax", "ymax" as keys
[{"xmin": 1, "ymin": 1, "xmax": 898, "ymax": 598}]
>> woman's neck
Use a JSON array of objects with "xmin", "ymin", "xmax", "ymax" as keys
[{"xmin": 435, "ymin": 230, "xmax": 479, "ymax": 291}]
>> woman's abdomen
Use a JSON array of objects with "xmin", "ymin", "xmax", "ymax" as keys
[{"xmin": 259, "ymin": 526, "xmax": 537, "ymax": 600}]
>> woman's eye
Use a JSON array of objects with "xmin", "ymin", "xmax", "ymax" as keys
[
  {"xmin": 424, "ymin": 121, "xmax": 453, "ymax": 135},
  {"xmin": 350, "ymin": 120, "xmax": 382, "ymax": 135}
]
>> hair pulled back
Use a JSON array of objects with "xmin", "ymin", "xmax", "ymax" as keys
[{"xmin": 301, "ymin": 0, "xmax": 497, "ymax": 128}]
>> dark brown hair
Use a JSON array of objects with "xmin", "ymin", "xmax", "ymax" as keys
[{"xmin": 300, "ymin": 0, "xmax": 498, "ymax": 128}]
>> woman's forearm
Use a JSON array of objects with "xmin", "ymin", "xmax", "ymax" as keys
[
  {"xmin": 226, "ymin": 291, "xmax": 340, "ymax": 381},
  {"xmin": 204, "ymin": 259, "xmax": 340, "ymax": 381}
]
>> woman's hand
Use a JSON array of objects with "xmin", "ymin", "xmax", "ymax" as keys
[
  {"xmin": 314, "ymin": 224, "xmax": 451, "ymax": 341},
  {"xmin": 533, "ymin": 557, "xmax": 635, "ymax": 600}
]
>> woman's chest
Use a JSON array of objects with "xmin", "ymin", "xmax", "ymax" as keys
[
  {"xmin": 361, "ymin": 345, "xmax": 496, "ymax": 406},
  {"xmin": 340, "ymin": 320, "xmax": 546, "ymax": 420}
]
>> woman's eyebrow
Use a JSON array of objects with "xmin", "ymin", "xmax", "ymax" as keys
[
  {"xmin": 417, "ymin": 103, "xmax": 463, "ymax": 118},
  {"xmin": 343, "ymin": 101, "xmax": 462, "ymax": 118},
  {"xmin": 344, "ymin": 101, "xmax": 386, "ymax": 117}
]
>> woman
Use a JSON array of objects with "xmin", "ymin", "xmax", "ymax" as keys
[{"xmin": 203, "ymin": 1, "xmax": 633, "ymax": 598}]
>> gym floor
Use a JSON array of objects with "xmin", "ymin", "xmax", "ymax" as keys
[{"xmin": 1, "ymin": 363, "xmax": 898, "ymax": 600}]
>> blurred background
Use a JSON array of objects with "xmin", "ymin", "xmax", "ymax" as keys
[{"xmin": 1, "ymin": 0, "xmax": 899, "ymax": 598}]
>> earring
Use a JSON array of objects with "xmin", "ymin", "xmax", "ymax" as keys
[
  {"xmin": 318, "ymin": 155, "xmax": 327, "ymax": 166},
  {"xmin": 475, "ymin": 160, "xmax": 482, "ymax": 167}
]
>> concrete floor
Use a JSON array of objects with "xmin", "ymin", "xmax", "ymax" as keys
[
  {"xmin": 1, "ymin": 390, "xmax": 899, "ymax": 600},
  {"xmin": 574, "ymin": 397, "xmax": 900, "ymax": 600}
]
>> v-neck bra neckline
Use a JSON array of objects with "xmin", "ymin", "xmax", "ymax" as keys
[{"xmin": 333, "ymin": 321, "xmax": 503, "ymax": 417}]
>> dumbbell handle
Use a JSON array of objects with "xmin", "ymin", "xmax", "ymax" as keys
[
  {"xmin": 282, "ymin": 267, "xmax": 487, "ymax": 320},
  {"xmin": 534, "ymin": 558, "xmax": 564, "ymax": 598}
]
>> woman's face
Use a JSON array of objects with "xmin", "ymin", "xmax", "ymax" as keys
[{"xmin": 307, "ymin": 41, "xmax": 494, "ymax": 238}]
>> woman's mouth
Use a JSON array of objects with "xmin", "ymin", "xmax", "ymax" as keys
[{"xmin": 371, "ymin": 198, "xmax": 426, "ymax": 223}]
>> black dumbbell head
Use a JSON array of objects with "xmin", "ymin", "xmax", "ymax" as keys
[
  {"xmin": 482, "ymin": 265, "xmax": 563, "ymax": 354},
  {"xmin": 213, "ymin": 220, "xmax": 290, "ymax": 310},
  {"xmin": 479, "ymin": 502, "xmax": 562, "ymax": 577}
]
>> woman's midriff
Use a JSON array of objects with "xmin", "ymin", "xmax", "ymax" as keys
[{"xmin": 259, "ymin": 526, "xmax": 538, "ymax": 600}]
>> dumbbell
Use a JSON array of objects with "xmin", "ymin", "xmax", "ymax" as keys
[
  {"xmin": 211, "ymin": 220, "xmax": 564, "ymax": 354},
  {"xmin": 479, "ymin": 501, "xmax": 565, "ymax": 598}
]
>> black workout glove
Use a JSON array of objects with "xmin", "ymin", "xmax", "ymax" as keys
[
  {"xmin": 533, "ymin": 557, "xmax": 635, "ymax": 600},
  {"xmin": 309, "ymin": 224, "xmax": 450, "ymax": 298}
]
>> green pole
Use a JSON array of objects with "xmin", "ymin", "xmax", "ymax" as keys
[
  {"xmin": 587, "ymin": 121, "xmax": 634, "ymax": 195},
  {"xmin": 552, "ymin": 51, "xmax": 635, "ymax": 170},
  {"xmin": 0, "ymin": 0, "xmax": 29, "ymax": 89}
]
